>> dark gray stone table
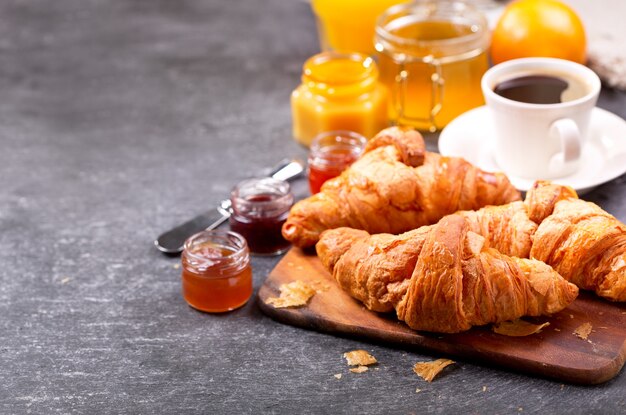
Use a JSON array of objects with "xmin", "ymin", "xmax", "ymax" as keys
[{"xmin": 1, "ymin": 0, "xmax": 625, "ymax": 413}]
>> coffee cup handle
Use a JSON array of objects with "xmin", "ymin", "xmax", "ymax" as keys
[{"xmin": 548, "ymin": 118, "xmax": 582, "ymax": 175}]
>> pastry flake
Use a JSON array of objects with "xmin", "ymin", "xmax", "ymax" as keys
[
  {"xmin": 413, "ymin": 358, "xmax": 455, "ymax": 382},
  {"xmin": 343, "ymin": 350, "xmax": 377, "ymax": 366},
  {"xmin": 265, "ymin": 280, "xmax": 315, "ymax": 308},
  {"xmin": 493, "ymin": 320, "xmax": 550, "ymax": 337},
  {"xmin": 573, "ymin": 322, "xmax": 593, "ymax": 340},
  {"xmin": 349, "ymin": 366, "xmax": 369, "ymax": 374}
]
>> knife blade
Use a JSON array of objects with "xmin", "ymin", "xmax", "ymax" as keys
[{"xmin": 154, "ymin": 158, "xmax": 305, "ymax": 255}]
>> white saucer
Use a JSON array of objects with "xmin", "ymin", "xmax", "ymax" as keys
[{"xmin": 438, "ymin": 106, "xmax": 626, "ymax": 194}]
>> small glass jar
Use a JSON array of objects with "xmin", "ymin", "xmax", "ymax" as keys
[
  {"xmin": 229, "ymin": 177, "xmax": 294, "ymax": 256},
  {"xmin": 181, "ymin": 230, "xmax": 252, "ymax": 313},
  {"xmin": 375, "ymin": 1, "xmax": 490, "ymax": 132},
  {"xmin": 308, "ymin": 130, "xmax": 366, "ymax": 194},
  {"xmin": 291, "ymin": 52, "xmax": 390, "ymax": 147}
]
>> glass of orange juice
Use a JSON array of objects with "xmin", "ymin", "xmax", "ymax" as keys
[
  {"xmin": 311, "ymin": 0, "xmax": 409, "ymax": 55},
  {"xmin": 375, "ymin": 1, "xmax": 490, "ymax": 132}
]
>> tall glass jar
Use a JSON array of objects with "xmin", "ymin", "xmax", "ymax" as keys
[
  {"xmin": 181, "ymin": 230, "xmax": 252, "ymax": 313},
  {"xmin": 291, "ymin": 52, "xmax": 390, "ymax": 147},
  {"xmin": 375, "ymin": 1, "xmax": 489, "ymax": 132},
  {"xmin": 229, "ymin": 177, "xmax": 294, "ymax": 256}
]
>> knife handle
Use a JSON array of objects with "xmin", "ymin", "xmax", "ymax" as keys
[
  {"xmin": 154, "ymin": 210, "xmax": 227, "ymax": 255},
  {"xmin": 154, "ymin": 158, "xmax": 304, "ymax": 255}
]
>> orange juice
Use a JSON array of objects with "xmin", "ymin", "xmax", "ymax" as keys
[
  {"xmin": 311, "ymin": 0, "xmax": 409, "ymax": 54},
  {"xmin": 375, "ymin": 2, "xmax": 490, "ymax": 131},
  {"xmin": 291, "ymin": 52, "xmax": 389, "ymax": 146}
]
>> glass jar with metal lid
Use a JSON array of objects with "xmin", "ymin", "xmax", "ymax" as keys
[{"xmin": 375, "ymin": 0, "xmax": 490, "ymax": 132}]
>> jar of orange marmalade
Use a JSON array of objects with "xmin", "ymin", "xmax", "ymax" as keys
[
  {"xmin": 291, "ymin": 52, "xmax": 390, "ymax": 146},
  {"xmin": 181, "ymin": 230, "xmax": 252, "ymax": 313},
  {"xmin": 375, "ymin": 1, "xmax": 489, "ymax": 132}
]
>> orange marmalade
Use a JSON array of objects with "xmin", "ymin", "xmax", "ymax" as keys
[
  {"xmin": 181, "ymin": 230, "xmax": 252, "ymax": 313},
  {"xmin": 291, "ymin": 52, "xmax": 389, "ymax": 146}
]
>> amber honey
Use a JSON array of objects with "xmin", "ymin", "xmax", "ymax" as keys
[
  {"xmin": 181, "ymin": 231, "xmax": 252, "ymax": 313},
  {"xmin": 375, "ymin": 1, "xmax": 489, "ymax": 131}
]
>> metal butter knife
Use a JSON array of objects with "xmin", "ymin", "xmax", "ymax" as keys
[{"xmin": 154, "ymin": 158, "xmax": 305, "ymax": 255}]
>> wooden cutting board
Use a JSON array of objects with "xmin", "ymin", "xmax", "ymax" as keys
[{"xmin": 258, "ymin": 248, "xmax": 626, "ymax": 385}]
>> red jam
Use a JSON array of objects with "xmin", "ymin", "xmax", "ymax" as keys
[
  {"xmin": 229, "ymin": 178, "xmax": 294, "ymax": 256},
  {"xmin": 181, "ymin": 231, "xmax": 252, "ymax": 313},
  {"xmin": 307, "ymin": 131, "xmax": 366, "ymax": 194}
]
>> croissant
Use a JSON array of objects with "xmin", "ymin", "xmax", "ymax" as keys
[
  {"xmin": 316, "ymin": 215, "xmax": 578, "ymax": 333},
  {"xmin": 452, "ymin": 181, "xmax": 626, "ymax": 302},
  {"xmin": 282, "ymin": 127, "xmax": 521, "ymax": 248}
]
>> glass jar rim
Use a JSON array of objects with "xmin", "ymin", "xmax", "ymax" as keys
[
  {"xmin": 375, "ymin": 0, "xmax": 488, "ymax": 50},
  {"xmin": 310, "ymin": 130, "xmax": 368, "ymax": 153},
  {"xmin": 183, "ymin": 230, "xmax": 249, "ymax": 268},
  {"xmin": 230, "ymin": 177, "xmax": 294, "ymax": 218},
  {"xmin": 303, "ymin": 51, "xmax": 378, "ymax": 86}
]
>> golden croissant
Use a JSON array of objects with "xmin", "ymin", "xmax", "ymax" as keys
[
  {"xmin": 456, "ymin": 181, "xmax": 626, "ymax": 302},
  {"xmin": 282, "ymin": 127, "xmax": 521, "ymax": 248},
  {"xmin": 317, "ymin": 215, "xmax": 579, "ymax": 333}
]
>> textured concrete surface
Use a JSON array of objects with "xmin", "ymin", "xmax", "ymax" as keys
[{"xmin": 1, "ymin": 0, "xmax": 625, "ymax": 414}]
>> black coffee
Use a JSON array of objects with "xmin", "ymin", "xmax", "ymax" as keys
[{"xmin": 493, "ymin": 73, "xmax": 589, "ymax": 104}]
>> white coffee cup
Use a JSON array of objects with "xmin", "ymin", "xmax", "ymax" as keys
[{"xmin": 481, "ymin": 58, "xmax": 601, "ymax": 180}]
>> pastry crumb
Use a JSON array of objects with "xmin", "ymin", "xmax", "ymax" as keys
[
  {"xmin": 493, "ymin": 320, "xmax": 549, "ymax": 336},
  {"xmin": 415, "ymin": 388, "xmax": 422, "ymax": 393},
  {"xmin": 309, "ymin": 279, "xmax": 331, "ymax": 292},
  {"xmin": 349, "ymin": 365, "xmax": 369, "ymax": 373},
  {"xmin": 413, "ymin": 359, "xmax": 455, "ymax": 382},
  {"xmin": 173, "ymin": 263, "xmax": 180, "ymax": 269},
  {"xmin": 265, "ymin": 281, "xmax": 315, "ymax": 308},
  {"xmin": 334, "ymin": 373, "xmax": 342, "ymax": 379},
  {"xmin": 573, "ymin": 322, "xmax": 593, "ymax": 340},
  {"xmin": 343, "ymin": 350, "xmax": 377, "ymax": 366},
  {"xmin": 482, "ymin": 386, "xmax": 487, "ymax": 392}
]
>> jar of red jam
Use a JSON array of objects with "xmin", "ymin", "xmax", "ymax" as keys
[
  {"xmin": 229, "ymin": 178, "xmax": 294, "ymax": 256},
  {"xmin": 307, "ymin": 130, "xmax": 366, "ymax": 194},
  {"xmin": 181, "ymin": 230, "xmax": 252, "ymax": 313}
]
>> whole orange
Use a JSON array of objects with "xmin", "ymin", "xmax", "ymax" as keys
[{"xmin": 490, "ymin": 0, "xmax": 586, "ymax": 65}]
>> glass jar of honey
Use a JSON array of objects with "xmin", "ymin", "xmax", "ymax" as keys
[
  {"xmin": 308, "ymin": 130, "xmax": 366, "ymax": 194},
  {"xmin": 375, "ymin": 1, "xmax": 489, "ymax": 132},
  {"xmin": 291, "ymin": 52, "xmax": 390, "ymax": 147},
  {"xmin": 229, "ymin": 177, "xmax": 294, "ymax": 256},
  {"xmin": 181, "ymin": 230, "xmax": 252, "ymax": 313}
]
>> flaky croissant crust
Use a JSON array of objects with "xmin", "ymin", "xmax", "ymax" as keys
[
  {"xmin": 317, "ymin": 215, "xmax": 578, "ymax": 333},
  {"xmin": 283, "ymin": 127, "xmax": 520, "ymax": 248}
]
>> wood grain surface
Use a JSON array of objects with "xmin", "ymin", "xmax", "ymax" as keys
[{"xmin": 258, "ymin": 248, "xmax": 626, "ymax": 385}]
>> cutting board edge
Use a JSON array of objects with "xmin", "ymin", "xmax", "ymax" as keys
[{"xmin": 256, "ymin": 290, "xmax": 626, "ymax": 385}]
